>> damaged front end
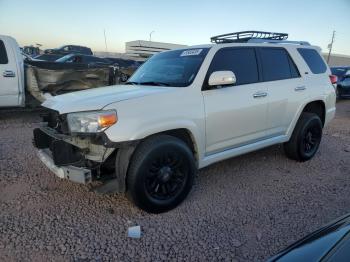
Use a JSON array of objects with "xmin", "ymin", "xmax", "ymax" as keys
[
  {"xmin": 25, "ymin": 60, "xmax": 114, "ymax": 103},
  {"xmin": 33, "ymin": 109, "xmax": 136, "ymax": 193}
]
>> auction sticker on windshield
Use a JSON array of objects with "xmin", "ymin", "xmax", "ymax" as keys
[{"xmin": 180, "ymin": 49, "xmax": 203, "ymax": 56}]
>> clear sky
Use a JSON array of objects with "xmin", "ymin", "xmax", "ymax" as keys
[{"xmin": 1, "ymin": 0, "xmax": 349, "ymax": 55}]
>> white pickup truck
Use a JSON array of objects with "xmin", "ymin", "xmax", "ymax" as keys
[
  {"xmin": 0, "ymin": 35, "xmax": 112, "ymax": 108},
  {"xmin": 0, "ymin": 35, "xmax": 25, "ymax": 107},
  {"xmin": 33, "ymin": 31, "xmax": 337, "ymax": 213}
]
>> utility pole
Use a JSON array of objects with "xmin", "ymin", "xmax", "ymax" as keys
[
  {"xmin": 104, "ymin": 29, "xmax": 108, "ymax": 53},
  {"xmin": 327, "ymin": 30, "xmax": 335, "ymax": 64},
  {"xmin": 149, "ymin": 31, "xmax": 155, "ymax": 42}
]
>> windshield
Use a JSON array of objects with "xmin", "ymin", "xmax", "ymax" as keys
[
  {"xmin": 331, "ymin": 67, "xmax": 350, "ymax": 77},
  {"xmin": 128, "ymin": 48, "xmax": 209, "ymax": 87},
  {"xmin": 56, "ymin": 54, "xmax": 75, "ymax": 62}
]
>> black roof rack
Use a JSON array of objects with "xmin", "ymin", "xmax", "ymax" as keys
[{"xmin": 211, "ymin": 31, "xmax": 289, "ymax": 44}]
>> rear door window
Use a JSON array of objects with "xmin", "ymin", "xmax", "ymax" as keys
[
  {"xmin": 0, "ymin": 40, "xmax": 9, "ymax": 64},
  {"xmin": 205, "ymin": 47, "xmax": 259, "ymax": 88},
  {"xmin": 259, "ymin": 48, "xmax": 298, "ymax": 81},
  {"xmin": 297, "ymin": 48, "xmax": 327, "ymax": 74}
]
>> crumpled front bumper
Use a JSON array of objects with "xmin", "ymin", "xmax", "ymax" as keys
[
  {"xmin": 37, "ymin": 149, "xmax": 92, "ymax": 184},
  {"xmin": 33, "ymin": 126, "xmax": 96, "ymax": 184}
]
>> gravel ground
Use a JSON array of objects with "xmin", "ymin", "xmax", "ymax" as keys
[{"xmin": 0, "ymin": 101, "xmax": 349, "ymax": 262}]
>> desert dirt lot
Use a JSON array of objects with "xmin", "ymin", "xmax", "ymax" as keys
[{"xmin": 0, "ymin": 100, "xmax": 349, "ymax": 262}]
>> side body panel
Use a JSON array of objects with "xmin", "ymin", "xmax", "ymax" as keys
[
  {"xmin": 263, "ymin": 47, "xmax": 310, "ymax": 138},
  {"xmin": 103, "ymin": 86, "xmax": 206, "ymax": 165},
  {"xmin": 202, "ymin": 83, "xmax": 268, "ymax": 154},
  {"xmin": 0, "ymin": 35, "xmax": 25, "ymax": 107}
]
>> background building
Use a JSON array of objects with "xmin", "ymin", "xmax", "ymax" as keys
[
  {"xmin": 125, "ymin": 40, "xmax": 187, "ymax": 59},
  {"xmin": 323, "ymin": 53, "xmax": 350, "ymax": 67}
]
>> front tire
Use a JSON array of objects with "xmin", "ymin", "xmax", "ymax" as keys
[
  {"xmin": 284, "ymin": 113, "xmax": 323, "ymax": 162},
  {"xmin": 127, "ymin": 135, "xmax": 196, "ymax": 213},
  {"xmin": 120, "ymin": 73, "xmax": 128, "ymax": 82}
]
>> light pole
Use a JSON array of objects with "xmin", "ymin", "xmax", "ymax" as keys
[
  {"xmin": 327, "ymin": 30, "xmax": 336, "ymax": 64},
  {"xmin": 104, "ymin": 29, "xmax": 108, "ymax": 53},
  {"xmin": 149, "ymin": 31, "xmax": 155, "ymax": 42}
]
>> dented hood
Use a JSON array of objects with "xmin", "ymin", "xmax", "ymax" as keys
[{"xmin": 42, "ymin": 84, "xmax": 172, "ymax": 114}]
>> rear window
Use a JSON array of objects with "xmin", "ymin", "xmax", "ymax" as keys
[
  {"xmin": 0, "ymin": 40, "xmax": 8, "ymax": 64},
  {"xmin": 297, "ymin": 48, "xmax": 327, "ymax": 74},
  {"xmin": 260, "ymin": 48, "xmax": 299, "ymax": 81}
]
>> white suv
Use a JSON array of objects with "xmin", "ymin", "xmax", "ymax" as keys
[{"xmin": 33, "ymin": 31, "xmax": 336, "ymax": 213}]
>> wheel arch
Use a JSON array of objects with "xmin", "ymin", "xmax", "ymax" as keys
[
  {"xmin": 156, "ymin": 128, "xmax": 198, "ymax": 160},
  {"xmin": 301, "ymin": 100, "xmax": 326, "ymax": 127},
  {"xmin": 97, "ymin": 127, "xmax": 199, "ymax": 194},
  {"xmin": 286, "ymin": 99, "xmax": 326, "ymax": 140}
]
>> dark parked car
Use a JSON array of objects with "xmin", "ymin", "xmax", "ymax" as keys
[
  {"xmin": 22, "ymin": 46, "xmax": 41, "ymax": 57},
  {"xmin": 106, "ymin": 58, "xmax": 143, "ymax": 82},
  {"xmin": 268, "ymin": 213, "xmax": 350, "ymax": 262},
  {"xmin": 331, "ymin": 66, "xmax": 350, "ymax": 98},
  {"xmin": 44, "ymin": 45, "xmax": 93, "ymax": 56},
  {"xmin": 55, "ymin": 54, "xmax": 112, "ymax": 66},
  {"xmin": 33, "ymin": 54, "xmax": 64, "ymax": 61}
]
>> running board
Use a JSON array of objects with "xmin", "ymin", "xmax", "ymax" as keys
[{"xmin": 200, "ymin": 135, "xmax": 288, "ymax": 168}]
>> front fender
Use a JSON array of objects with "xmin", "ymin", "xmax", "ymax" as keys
[{"xmin": 104, "ymin": 119, "xmax": 203, "ymax": 153}]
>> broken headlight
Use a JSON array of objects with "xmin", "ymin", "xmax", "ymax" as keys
[{"xmin": 67, "ymin": 110, "xmax": 117, "ymax": 133}]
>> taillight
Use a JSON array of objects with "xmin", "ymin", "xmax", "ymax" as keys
[{"xmin": 329, "ymin": 75, "xmax": 338, "ymax": 84}]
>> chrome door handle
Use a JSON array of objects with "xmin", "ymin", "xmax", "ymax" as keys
[
  {"xmin": 3, "ymin": 70, "xmax": 16, "ymax": 77},
  {"xmin": 295, "ymin": 86, "xmax": 306, "ymax": 91},
  {"xmin": 253, "ymin": 91, "xmax": 268, "ymax": 98}
]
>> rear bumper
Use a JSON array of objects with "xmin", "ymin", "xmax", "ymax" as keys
[
  {"xmin": 325, "ymin": 107, "xmax": 336, "ymax": 127},
  {"xmin": 37, "ymin": 149, "xmax": 92, "ymax": 184}
]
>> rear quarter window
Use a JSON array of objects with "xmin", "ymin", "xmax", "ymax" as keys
[
  {"xmin": 297, "ymin": 48, "xmax": 327, "ymax": 74},
  {"xmin": 0, "ymin": 40, "xmax": 9, "ymax": 64}
]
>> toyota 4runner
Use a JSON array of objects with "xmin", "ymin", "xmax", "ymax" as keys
[{"xmin": 33, "ymin": 31, "xmax": 337, "ymax": 213}]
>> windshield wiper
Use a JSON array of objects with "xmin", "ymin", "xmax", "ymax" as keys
[
  {"xmin": 125, "ymin": 81, "xmax": 139, "ymax": 85},
  {"xmin": 138, "ymin": 81, "xmax": 170, "ymax": 86}
]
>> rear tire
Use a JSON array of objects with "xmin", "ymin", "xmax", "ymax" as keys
[
  {"xmin": 127, "ymin": 135, "xmax": 196, "ymax": 213},
  {"xmin": 284, "ymin": 113, "xmax": 322, "ymax": 162},
  {"xmin": 336, "ymin": 86, "xmax": 341, "ymax": 100}
]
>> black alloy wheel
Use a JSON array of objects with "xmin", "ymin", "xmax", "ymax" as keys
[
  {"xmin": 145, "ymin": 151, "xmax": 188, "ymax": 201},
  {"xmin": 284, "ymin": 112, "xmax": 323, "ymax": 161},
  {"xmin": 302, "ymin": 121, "xmax": 322, "ymax": 158},
  {"xmin": 127, "ymin": 135, "xmax": 196, "ymax": 213}
]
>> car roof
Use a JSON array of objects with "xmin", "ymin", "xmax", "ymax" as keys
[
  {"xmin": 331, "ymin": 66, "xmax": 350, "ymax": 69},
  {"xmin": 162, "ymin": 42, "xmax": 320, "ymax": 54}
]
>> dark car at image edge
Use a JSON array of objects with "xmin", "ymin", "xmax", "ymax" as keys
[
  {"xmin": 331, "ymin": 66, "xmax": 350, "ymax": 98},
  {"xmin": 268, "ymin": 213, "xmax": 350, "ymax": 262}
]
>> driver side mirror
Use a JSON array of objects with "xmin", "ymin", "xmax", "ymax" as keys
[{"xmin": 208, "ymin": 71, "xmax": 236, "ymax": 87}]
